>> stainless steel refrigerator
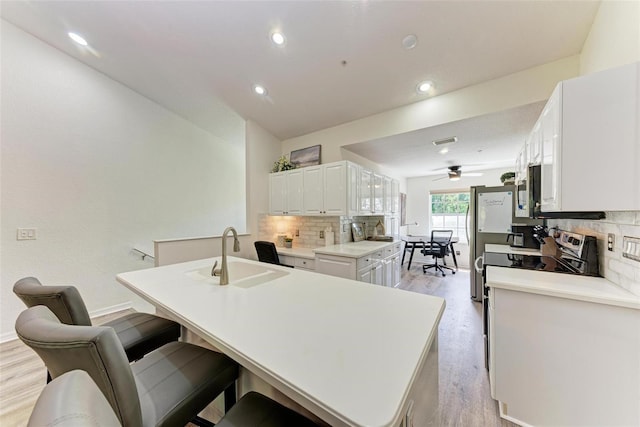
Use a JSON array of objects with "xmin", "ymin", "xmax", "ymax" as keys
[{"xmin": 467, "ymin": 185, "xmax": 541, "ymax": 301}]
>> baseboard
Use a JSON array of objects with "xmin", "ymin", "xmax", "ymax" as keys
[
  {"xmin": 89, "ymin": 302, "xmax": 132, "ymax": 319},
  {"xmin": 0, "ymin": 302, "xmax": 134, "ymax": 344}
]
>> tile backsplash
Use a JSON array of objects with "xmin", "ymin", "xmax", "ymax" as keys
[
  {"xmin": 257, "ymin": 214, "xmax": 386, "ymax": 248},
  {"xmin": 548, "ymin": 211, "xmax": 640, "ymax": 296}
]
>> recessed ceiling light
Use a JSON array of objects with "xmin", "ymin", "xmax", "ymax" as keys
[
  {"xmin": 417, "ymin": 81, "xmax": 433, "ymax": 94},
  {"xmin": 68, "ymin": 32, "xmax": 88, "ymax": 46},
  {"xmin": 439, "ymin": 147, "xmax": 449, "ymax": 155},
  {"xmin": 271, "ymin": 32, "xmax": 285, "ymax": 46},
  {"xmin": 253, "ymin": 84, "xmax": 267, "ymax": 96},
  {"xmin": 402, "ymin": 34, "xmax": 418, "ymax": 50}
]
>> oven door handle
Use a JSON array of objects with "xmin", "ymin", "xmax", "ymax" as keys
[{"xmin": 474, "ymin": 255, "xmax": 484, "ymax": 273}]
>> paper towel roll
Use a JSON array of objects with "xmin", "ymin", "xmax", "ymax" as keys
[{"xmin": 325, "ymin": 231, "xmax": 334, "ymax": 246}]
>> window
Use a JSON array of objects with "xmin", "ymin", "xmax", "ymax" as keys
[{"xmin": 430, "ymin": 192, "xmax": 469, "ymax": 244}]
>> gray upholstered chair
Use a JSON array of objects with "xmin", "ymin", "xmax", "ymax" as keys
[
  {"xmin": 28, "ymin": 370, "xmax": 121, "ymax": 427},
  {"xmin": 30, "ymin": 370, "xmax": 321, "ymax": 427},
  {"xmin": 13, "ymin": 276, "xmax": 180, "ymax": 363},
  {"xmin": 16, "ymin": 305, "xmax": 239, "ymax": 427}
]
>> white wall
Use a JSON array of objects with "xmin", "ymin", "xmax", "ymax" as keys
[
  {"xmin": 580, "ymin": 0, "xmax": 640, "ymax": 75},
  {"xmin": 0, "ymin": 21, "xmax": 247, "ymax": 339},
  {"xmin": 245, "ymin": 120, "xmax": 283, "ymax": 235}
]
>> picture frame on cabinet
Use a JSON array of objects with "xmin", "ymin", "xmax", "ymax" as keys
[{"xmin": 290, "ymin": 144, "xmax": 321, "ymax": 168}]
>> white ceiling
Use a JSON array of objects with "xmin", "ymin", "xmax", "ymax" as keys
[{"xmin": 1, "ymin": 1, "xmax": 600, "ymax": 177}]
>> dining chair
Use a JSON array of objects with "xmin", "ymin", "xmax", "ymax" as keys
[
  {"xmin": 422, "ymin": 230, "xmax": 456, "ymax": 277},
  {"xmin": 254, "ymin": 241, "xmax": 294, "ymax": 267},
  {"xmin": 16, "ymin": 305, "xmax": 239, "ymax": 427},
  {"xmin": 13, "ymin": 277, "xmax": 181, "ymax": 364},
  {"xmin": 29, "ymin": 370, "xmax": 321, "ymax": 427}
]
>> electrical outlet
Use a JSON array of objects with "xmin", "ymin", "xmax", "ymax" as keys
[
  {"xmin": 295, "ymin": 229, "xmax": 299, "ymax": 237},
  {"xmin": 17, "ymin": 228, "xmax": 37, "ymax": 240},
  {"xmin": 319, "ymin": 230, "xmax": 324, "ymax": 239},
  {"xmin": 607, "ymin": 233, "xmax": 615, "ymax": 252}
]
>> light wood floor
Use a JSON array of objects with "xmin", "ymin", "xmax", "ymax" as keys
[
  {"xmin": 1, "ymin": 267, "xmax": 516, "ymax": 426},
  {"xmin": 398, "ymin": 265, "xmax": 517, "ymax": 426}
]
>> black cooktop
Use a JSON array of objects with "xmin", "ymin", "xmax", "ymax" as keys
[{"xmin": 483, "ymin": 252, "xmax": 599, "ymax": 276}]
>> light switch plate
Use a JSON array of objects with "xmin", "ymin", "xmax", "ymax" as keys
[
  {"xmin": 607, "ymin": 233, "xmax": 615, "ymax": 252},
  {"xmin": 17, "ymin": 228, "xmax": 37, "ymax": 240},
  {"xmin": 622, "ymin": 236, "xmax": 640, "ymax": 262}
]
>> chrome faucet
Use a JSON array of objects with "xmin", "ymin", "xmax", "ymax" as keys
[{"xmin": 212, "ymin": 226, "xmax": 240, "ymax": 285}]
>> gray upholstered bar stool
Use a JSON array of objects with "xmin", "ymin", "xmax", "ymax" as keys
[
  {"xmin": 30, "ymin": 371, "xmax": 322, "ymax": 427},
  {"xmin": 13, "ymin": 276, "xmax": 180, "ymax": 363},
  {"xmin": 16, "ymin": 305, "xmax": 239, "ymax": 427},
  {"xmin": 28, "ymin": 370, "xmax": 121, "ymax": 427}
]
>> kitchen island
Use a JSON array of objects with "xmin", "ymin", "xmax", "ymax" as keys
[{"xmin": 117, "ymin": 256, "xmax": 445, "ymax": 427}]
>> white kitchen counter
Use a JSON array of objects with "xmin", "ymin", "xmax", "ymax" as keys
[
  {"xmin": 486, "ymin": 266, "xmax": 640, "ymax": 310},
  {"xmin": 485, "ymin": 243, "xmax": 540, "ymax": 256},
  {"xmin": 313, "ymin": 240, "xmax": 398, "ymax": 258},
  {"xmin": 275, "ymin": 246, "xmax": 316, "ymax": 259},
  {"xmin": 117, "ymin": 256, "xmax": 444, "ymax": 427}
]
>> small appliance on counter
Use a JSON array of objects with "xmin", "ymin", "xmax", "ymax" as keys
[
  {"xmin": 506, "ymin": 224, "xmax": 540, "ymax": 249},
  {"xmin": 552, "ymin": 229, "xmax": 600, "ymax": 276}
]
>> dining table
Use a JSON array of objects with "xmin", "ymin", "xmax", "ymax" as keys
[{"xmin": 401, "ymin": 235, "xmax": 459, "ymax": 270}]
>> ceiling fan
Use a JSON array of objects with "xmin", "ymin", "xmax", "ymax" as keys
[{"xmin": 432, "ymin": 165, "xmax": 483, "ymax": 181}]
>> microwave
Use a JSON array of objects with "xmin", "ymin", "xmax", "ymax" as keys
[{"xmin": 525, "ymin": 165, "xmax": 605, "ymax": 220}]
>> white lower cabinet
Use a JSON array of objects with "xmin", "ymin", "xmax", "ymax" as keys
[
  {"xmin": 316, "ymin": 242, "xmax": 400, "ymax": 286},
  {"xmin": 279, "ymin": 255, "xmax": 315, "ymax": 271},
  {"xmin": 490, "ymin": 286, "xmax": 640, "ymax": 426},
  {"xmin": 315, "ymin": 254, "xmax": 357, "ymax": 279}
]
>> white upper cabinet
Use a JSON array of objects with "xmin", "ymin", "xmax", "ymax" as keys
[
  {"xmin": 269, "ymin": 169, "xmax": 303, "ymax": 215},
  {"xmin": 372, "ymin": 173, "xmax": 384, "ymax": 214},
  {"xmin": 541, "ymin": 62, "xmax": 639, "ymax": 212},
  {"xmin": 540, "ymin": 84, "xmax": 562, "ymax": 212},
  {"xmin": 302, "ymin": 165, "xmax": 324, "ymax": 214},
  {"xmin": 347, "ymin": 162, "xmax": 360, "ymax": 216},
  {"xmin": 528, "ymin": 120, "xmax": 542, "ymax": 166},
  {"xmin": 303, "ymin": 162, "xmax": 348, "ymax": 215},
  {"xmin": 359, "ymin": 168, "xmax": 373, "ymax": 214},
  {"xmin": 383, "ymin": 176, "xmax": 392, "ymax": 214},
  {"xmin": 323, "ymin": 162, "xmax": 348, "ymax": 215},
  {"xmin": 391, "ymin": 180, "xmax": 399, "ymax": 214},
  {"xmin": 270, "ymin": 160, "xmax": 397, "ymax": 217}
]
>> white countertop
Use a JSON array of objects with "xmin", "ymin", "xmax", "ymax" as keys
[
  {"xmin": 486, "ymin": 266, "xmax": 640, "ymax": 310},
  {"xmin": 276, "ymin": 246, "xmax": 316, "ymax": 259},
  {"xmin": 117, "ymin": 256, "xmax": 445, "ymax": 427},
  {"xmin": 485, "ymin": 243, "xmax": 541, "ymax": 256},
  {"xmin": 313, "ymin": 240, "xmax": 398, "ymax": 258}
]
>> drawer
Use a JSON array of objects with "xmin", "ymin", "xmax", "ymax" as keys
[
  {"xmin": 295, "ymin": 257, "xmax": 315, "ymax": 270},
  {"xmin": 384, "ymin": 244, "xmax": 401, "ymax": 257},
  {"xmin": 279, "ymin": 255, "xmax": 294, "ymax": 266},
  {"xmin": 357, "ymin": 255, "xmax": 373, "ymax": 269}
]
